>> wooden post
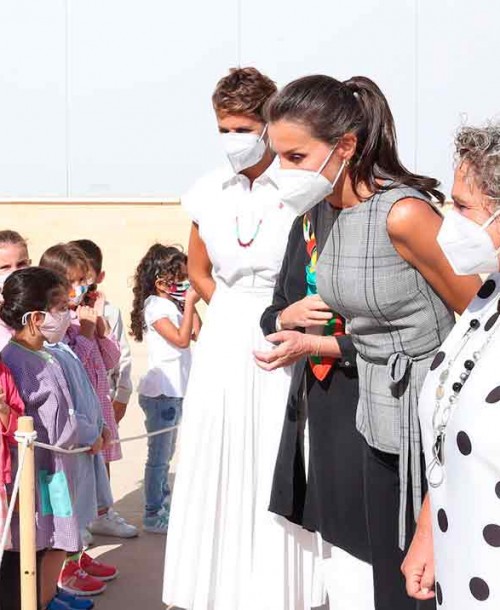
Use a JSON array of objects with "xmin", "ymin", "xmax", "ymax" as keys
[{"xmin": 17, "ymin": 416, "xmax": 37, "ymax": 610}]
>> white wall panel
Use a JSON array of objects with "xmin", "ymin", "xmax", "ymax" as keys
[
  {"xmin": 0, "ymin": 0, "xmax": 498, "ymax": 199},
  {"xmin": 0, "ymin": 0, "xmax": 66, "ymax": 197},
  {"xmin": 416, "ymin": 0, "xmax": 500, "ymax": 196},
  {"xmin": 67, "ymin": 0, "xmax": 238, "ymax": 198},
  {"xmin": 241, "ymin": 0, "xmax": 418, "ymax": 173}
]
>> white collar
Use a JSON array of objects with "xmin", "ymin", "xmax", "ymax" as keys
[{"xmin": 221, "ymin": 157, "xmax": 279, "ymax": 190}]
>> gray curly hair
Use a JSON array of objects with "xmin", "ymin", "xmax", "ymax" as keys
[{"xmin": 455, "ymin": 121, "xmax": 500, "ymax": 202}]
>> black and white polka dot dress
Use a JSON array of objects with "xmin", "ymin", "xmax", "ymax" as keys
[{"xmin": 419, "ymin": 274, "xmax": 500, "ymax": 608}]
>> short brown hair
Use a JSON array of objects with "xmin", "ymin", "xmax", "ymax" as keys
[
  {"xmin": 39, "ymin": 243, "xmax": 89, "ymax": 281},
  {"xmin": 0, "ymin": 230, "xmax": 27, "ymax": 249},
  {"xmin": 212, "ymin": 67, "xmax": 277, "ymax": 119}
]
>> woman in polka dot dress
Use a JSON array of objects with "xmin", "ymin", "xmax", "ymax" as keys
[{"xmin": 410, "ymin": 122, "xmax": 500, "ymax": 608}]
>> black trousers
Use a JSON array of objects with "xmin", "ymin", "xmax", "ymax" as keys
[
  {"xmin": 0, "ymin": 551, "xmax": 45, "ymax": 610},
  {"xmin": 363, "ymin": 443, "xmax": 435, "ymax": 610}
]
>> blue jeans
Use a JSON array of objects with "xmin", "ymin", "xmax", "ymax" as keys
[{"xmin": 138, "ymin": 394, "xmax": 183, "ymax": 519}]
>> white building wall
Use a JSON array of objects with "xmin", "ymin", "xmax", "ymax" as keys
[{"xmin": 0, "ymin": 0, "xmax": 498, "ymax": 199}]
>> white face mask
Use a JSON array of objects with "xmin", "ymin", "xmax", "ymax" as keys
[
  {"xmin": 275, "ymin": 145, "xmax": 347, "ymax": 216},
  {"xmin": 437, "ymin": 209, "xmax": 500, "ymax": 275},
  {"xmin": 221, "ymin": 125, "xmax": 268, "ymax": 173}
]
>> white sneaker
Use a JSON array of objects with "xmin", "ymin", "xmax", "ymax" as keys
[
  {"xmin": 88, "ymin": 509, "xmax": 139, "ymax": 538},
  {"xmin": 80, "ymin": 528, "xmax": 94, "ymax": 547}
]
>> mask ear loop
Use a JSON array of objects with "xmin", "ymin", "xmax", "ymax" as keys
[
  {"xmin": 481, "ymin": 207, "xmax": 500, "ymax": 255},
  {"xmin": 316, "ymin": 144, "xmax": 337, "ymax": 177},
  {"xmin": 21, "ymin": 311, "xmax": 44, "ymax": 337},
  {"xmin": 258, "ymin": 124, "xmax": 268, "ymax": 143},
  {"xmin": 317, "ymin": 143, "xmax": 348, "ymax": 190}
]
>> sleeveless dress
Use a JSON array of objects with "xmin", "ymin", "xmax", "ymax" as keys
[
  {"xmin": 419, "ymin": 275, "xmax": 500, "ymax": 609},
  {"xmin": 316, "ymin": 185, "xmax": 455, "ymax": 547},
  {"xmin": 163, "ymin": 166, "xmax": 324, "ymax": 610}
]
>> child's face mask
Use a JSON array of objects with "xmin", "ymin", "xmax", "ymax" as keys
[
  {"xmin": 168, "ymin": 280, "xmax": 190, "ymax": 303},
  {"xmin": 69, "ymin": 283, "xmax": 89, "ymax": 307},
  {"xmin": 21, "ymin": 310, "xmax": 71, "ymax": 344}
]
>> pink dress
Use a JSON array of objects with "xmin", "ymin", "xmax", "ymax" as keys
[
  {"xmin": 0, "ymin": 320, "xmax": 14, "ymax": 352},
  {"xmin": 0, "ymin": 361, "xmax": 24, "ymax": 549},
  {"xmin": 66, "ymin": 317, "xmax": 122, "ymax": 462}
]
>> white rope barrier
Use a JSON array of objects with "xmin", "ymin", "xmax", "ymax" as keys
[
  {"xmin": 33, "ymin": 424, "xmax": 179, "ymax": 455},
  {"xmin": 0, "ymin": 430, "xmax": 37, "ymax": 567},
  {"xmin": 0, "ymin": 423, "xmax": 179, "ymax": 566}
]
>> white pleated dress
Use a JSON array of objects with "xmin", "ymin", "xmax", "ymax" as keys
[
  {"xmin": 163, "ymin": 165, "xmax": 324, "ymax": 610},
  {"xmin": 419, "ymin": 274, "xmax": 500, "ymax": 609}
]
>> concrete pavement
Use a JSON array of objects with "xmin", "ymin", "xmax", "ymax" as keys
[{"xmin": 87, "ymin": 341, "xmax": 172, "ymax": 610}]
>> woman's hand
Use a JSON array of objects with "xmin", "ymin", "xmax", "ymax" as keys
[
  {"xmin": 279, "ymin": 295, "xmax": 333, "ymax": 329},
  {"xmin": 254, "ymin": 331, "xmax": 314, "ymax": 371},
  {"xmin": 401, "ymin": 496, "xmax": 436, "ymax": 600}
]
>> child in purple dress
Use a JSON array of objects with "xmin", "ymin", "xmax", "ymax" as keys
[{"xmin": 1, "ymin": 267, "xmax": 83, "ymax": 609}]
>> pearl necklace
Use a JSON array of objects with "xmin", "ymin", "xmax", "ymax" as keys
[{"xmin": 427, "ymin": 297, "xmax": 500, "ymax": 488}]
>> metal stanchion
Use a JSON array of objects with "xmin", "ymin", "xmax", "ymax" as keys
[{"xmin": 17, "ymin": 417, "xmax": 37, "ymax": 610}]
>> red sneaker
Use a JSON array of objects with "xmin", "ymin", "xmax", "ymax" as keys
[
  {"xmin": 59, "ymin": 560, "xmax": 107, "ymax": 596},
  {"xmin": 79, "ymin": 551, "xmax": 119, "ymax": 582}
]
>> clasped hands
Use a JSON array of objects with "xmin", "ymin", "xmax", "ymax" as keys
[{"xmin": 254, "ymin": 295, "xmax": 332, "ymax": 371}]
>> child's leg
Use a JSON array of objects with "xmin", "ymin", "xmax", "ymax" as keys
[
  {"xmin": 138, "ymin": 395, "xmax": 179, "ymax": 518},
  {"xmin": 40, "ymin": 549, "xmax": 66, "ymax": 607}
]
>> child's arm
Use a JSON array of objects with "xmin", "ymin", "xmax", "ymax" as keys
[
  {"xmin": 76, "ymin": 304, "xmax": 121, "ymax": 372},
  {"xmin": 68, "ymin": 308, "xmax": 98, "ymax": 370},
  {"xmin": 106, "ymin": 306, "xmax": 133, "ymax": 423},
  {"xmin": 0, "ymin": 366, "xmax": 25, "ymax": 440},
  {"xmin": 0, "ymin": 390, "xmax": 11, "ymax": 431},
  {"xmin": 153, "ymin": 290, "xmax": 200, "ymax": 349},
  {"xmin": 95, "ymin": 333, "xmax": 121, "ymax": 372}
]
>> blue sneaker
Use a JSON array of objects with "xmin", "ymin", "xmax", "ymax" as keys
[
  {"xmin": 56, "ymin": 590, "xmax": 95, "ymax": 609},
  {"xmin": 46, "ymin": 598, "xmax": 72, "ymax": 610}
]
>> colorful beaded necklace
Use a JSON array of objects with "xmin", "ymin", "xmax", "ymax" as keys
[{"xmin": 235, "ymin": 216, "xmax": 263, "ymax": 248}]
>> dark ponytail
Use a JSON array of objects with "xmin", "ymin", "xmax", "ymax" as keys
[
  {"xmin": 265, "ymin": 74, "xmax": 445, "ymax": 203},
  {"xmin": 130, "ymin": 244, "xmax": 187, "ymax": 342}
]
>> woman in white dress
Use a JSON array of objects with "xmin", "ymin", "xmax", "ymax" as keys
[
  {"xmin": 403, "ymin": 122, "xmax": 500, "ymax": 608},
  {"xmin": 163, "ymin": 68, "xmax": 322, "ymax": 610}
]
